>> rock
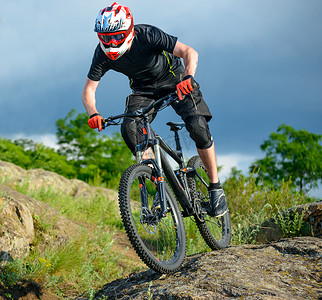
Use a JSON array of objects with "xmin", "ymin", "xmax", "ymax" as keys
[
  {"xmin": 0, "ymin": 160, "xmax": 27, "ymax": 182},
  {"xmin": 0, "ymin": 192, "xmax": 34, "ymax": 260},
  {"xmin": 0, "ymin": 160, "xmax": 118, "ymax": 201},
  {"xmin": 94, "ymin": 236, "xmax": 322, "ymax": 300},
  {"xmin": 299, "ymin": 200, "xmax": 322, "ymax": 237},
  {"xmin": 0, "ymin": 185, "xmax": 80, "ymax": 260},
  {"xmin": 253, "ymin": 201, "xmax": 322, "ymax": 243}
]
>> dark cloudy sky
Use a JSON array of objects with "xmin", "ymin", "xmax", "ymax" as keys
[{"xmin": 1, "ymin": 0, "xmax": 321, "ymax": 193}]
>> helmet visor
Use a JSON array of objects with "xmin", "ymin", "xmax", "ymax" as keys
[{"xmin": 98, "ymin": 32, "xmax": 126, "ymax": 47}]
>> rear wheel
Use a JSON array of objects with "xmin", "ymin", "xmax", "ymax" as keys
[
  {"xmin": 119, "ymin": 164, "xmax": 186, "ymax": 273},
  {"xmin": 187, "ymin": 156, "xmax": 231, "ymax": 250}
]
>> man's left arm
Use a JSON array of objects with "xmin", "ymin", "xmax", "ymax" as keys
[
  {"xmin": 173, "ymin": 41, "xmax": 198, "ymax": 77},
  {"xmin": 173, "ymin": 41, "xmax": 199, "ymax": 100}
]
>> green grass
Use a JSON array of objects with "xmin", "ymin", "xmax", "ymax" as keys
[
  {"xmin": 15, "ymin": 179, "xmax": 123, "ymax": 230},
  {"xmin": 274, "ymin": 206, "xmax": 308, "ymax": 238},
  {"xmin": 184, "ymin": 217, "xmax": 212, "ymax": 255}
]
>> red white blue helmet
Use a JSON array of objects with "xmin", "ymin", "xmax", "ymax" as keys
[{"xmin": 94, "ymin": 2, "xmax": 135, "ymax": 60}]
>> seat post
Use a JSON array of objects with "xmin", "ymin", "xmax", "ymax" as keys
[
  {"xmin": 174, "ymin": 130, "xmax": 183, "ymax": 158},
  {"xmin": 166, "ymin": 122, "xmax": 185, "ymax": 160}
]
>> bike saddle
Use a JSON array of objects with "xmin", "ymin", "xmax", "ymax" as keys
[{"xmin": 166, "ymin": 122, "xmax": 185, "ymax": 131}]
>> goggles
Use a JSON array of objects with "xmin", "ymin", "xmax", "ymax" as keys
[
  {"xmin": 98, "ymin": 31, "xmax": 127, "ymax": 46},
  {"xmin": 97, "ymin": 23, "xmax": 134, "ymax": 47}
]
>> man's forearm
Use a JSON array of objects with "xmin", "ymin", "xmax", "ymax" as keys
[
  {"xmin": 82, "ymin": 92, "xmax": 98, "ymax": 116},
  {"xmin": 82, "ymin": 78, "xmax": 100, "ymax": 116},
  {"xmin": 182, "ymin": 47, "xmax": 198, "ymax": 78}
]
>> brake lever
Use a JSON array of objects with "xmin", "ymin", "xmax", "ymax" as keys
[
  {"xmin": 102, "ymin": 118, "xmax": 120, "ymax": 130},
  {"xmin": 101, "ymin": 119, "xmax": 106, "ymax": 130}
]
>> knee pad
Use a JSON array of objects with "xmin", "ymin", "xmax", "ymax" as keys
[
  {"xmin": 185, "ymin": 115, "xmax": 213, "ymax": 149},
  {"xmin": 121, "ymin": 118, "xmax": 137, "ymax": 154}
]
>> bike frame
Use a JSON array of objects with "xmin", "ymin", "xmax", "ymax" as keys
[
  {"xmin": 103, "ymin": 92, "xmax": 203, "ymax": 218},
  {"xmin": 135, "ymin": 116, "xmax": 195, "ymax": 218}
]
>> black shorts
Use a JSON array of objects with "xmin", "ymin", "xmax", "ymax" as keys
[
  {"xmin": 121, "ymin": 81, "xmax": 213, "ymax": 153},
  {"xmin": 125, "ymin": 81, "xmax": 212, "ymax": 122}
]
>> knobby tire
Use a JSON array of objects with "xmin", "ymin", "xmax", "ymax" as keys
[
  {"xmin": 118, "ymin": 164, "xmax": 186, "ymax": 273},
  {"xmin": 187, "ymin": 156, "xmax": 231, "ymax": 250}
]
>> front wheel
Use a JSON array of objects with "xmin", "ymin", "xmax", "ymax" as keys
[
  {"xmin": 187, "ymin": 156, "xmax": 231, "ymax": 250},
  {"xmin": 118, "ymin": 164, "xmax": 186, "ymax": 273}
]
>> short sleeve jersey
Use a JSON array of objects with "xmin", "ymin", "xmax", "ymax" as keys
[{"xmin": 87, "ymin": 24, "xmax": 184, "ymax": 90}]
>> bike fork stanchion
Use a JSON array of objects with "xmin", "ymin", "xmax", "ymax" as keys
[
  {"xmin": 138, "ymin": 176, "xmax": 149, "ymax": 208},
  {"xmin": 154, "ymin": 139, "xmax": 167, "ymax": 217}
]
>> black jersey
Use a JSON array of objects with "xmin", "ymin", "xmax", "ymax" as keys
[{"xmin": 87, "ymin": 24, "xmax": 184, "ymax": 93}]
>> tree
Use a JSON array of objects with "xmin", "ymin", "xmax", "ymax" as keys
[
  {"xmin": 250, "ymin": 124, "xmax": 322, "ymax": 194},
  {"xmin": 56, "ymin": 109, "xmax": 135, "ymax": 184}
]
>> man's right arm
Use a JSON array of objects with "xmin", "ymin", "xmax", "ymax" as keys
[
  {"xmin": 82, "ymin": 77, "xmax": 104, "ymax": 131},
  {"xmin": 82, "ymin": 77, "xmax": 100, "ymax": 116}
]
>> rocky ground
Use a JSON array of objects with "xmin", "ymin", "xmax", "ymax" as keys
[{"xmin": 94, "ymin": 236, "xmax": 321, "ymax": 300}]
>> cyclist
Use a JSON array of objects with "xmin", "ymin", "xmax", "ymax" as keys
[{"xmin": 82, "ymin": 2, "xmax": 228, "ymax": 217}]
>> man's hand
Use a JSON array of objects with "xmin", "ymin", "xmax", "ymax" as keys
[
  {"xmin": 176, "ymin": 75, "xmax": 196, "ymax": 100},
  {"xmin": 88, "ymin": 113, "xmax": 104, "ymax": 132}
]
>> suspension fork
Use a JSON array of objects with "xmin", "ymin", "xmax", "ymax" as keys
[
  {"xmin": 153, "ymin": 139, "xmax": 167, "ymax": 217},
  {"xmin": 138, "ymin": 176, "xmax": 149, "ymax": 209},
  {"xmin": 136, "ymin": 122, "xmax": 168, "ymax": 217},
  {"xmin": 135, "ymin": 120, "xmax": 154, "ymax": 210}
]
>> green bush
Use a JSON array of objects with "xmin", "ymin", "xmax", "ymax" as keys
[
  {"xmin": 0, "ymin": 137, "xmax": 32, "ymax": 168},
  {"xmin": 0, "ymin": 137, "xmax": 76, "ymax": 178}
]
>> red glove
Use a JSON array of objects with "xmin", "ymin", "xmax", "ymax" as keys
[
  {"xmin": 176, "ymin": 75, "xmax": 196, "ymax": 100},
  {"xmin": 88, "ymin": 113, "xmax": 104, "ymax": 132}
]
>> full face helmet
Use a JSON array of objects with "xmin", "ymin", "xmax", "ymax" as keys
[{"xmin": 94, "ymin": 2, "xmax": 134, "ymax": 60}]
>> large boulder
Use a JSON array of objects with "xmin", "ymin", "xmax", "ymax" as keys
[
  {"xmin": 0, "ymin": 192, "xmax": 34, "ymax": 260},
  {"xmin": 0, "ymin": 185, "xmax": 80, "ymax": 261}
]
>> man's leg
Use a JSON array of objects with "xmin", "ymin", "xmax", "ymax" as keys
[
  {"xmin": 185, "ymin": 115, "xmax": 220, "ymax": 182},
  {"xmin": 197, "ymin": 144, "xmax": 228, "ymax": 217},
  {"xmin": 197, "ymin": 143, "xmax": 219, "ymax": 184},
  {"xmin": 184, "ymin": 115, "xmax": 228, "ymax": 217},
  {"xmin": 121, "ymin": 94, "xmax": 156, "ymax": 156},
  {"xmin": 172, "ymin": 84, "xmax": 228, "ymax": 216}
]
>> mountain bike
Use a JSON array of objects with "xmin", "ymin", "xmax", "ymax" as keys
[{"xmin": 102, "ymin": 92, "xmax": 231, "ymax": 273}]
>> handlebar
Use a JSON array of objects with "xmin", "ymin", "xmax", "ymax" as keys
[{"xmin": 102, "ymin": 92, "xmax": 179, "ymax": 129}]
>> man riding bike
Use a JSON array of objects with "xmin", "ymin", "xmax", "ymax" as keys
[{"xmin": 82, "ymin": 2, "xmax": 228, "ymax": 218}]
